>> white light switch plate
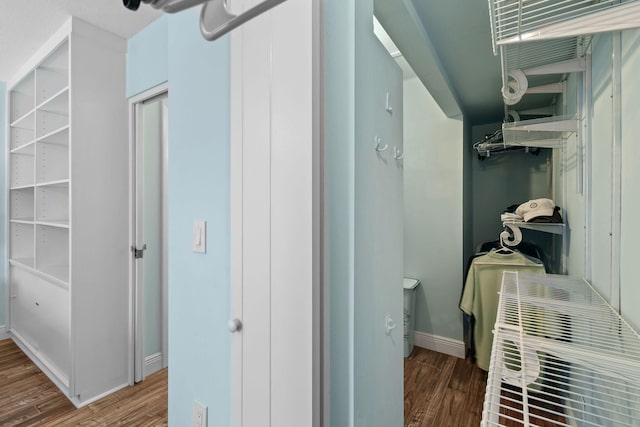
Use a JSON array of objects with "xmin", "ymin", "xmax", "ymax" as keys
[
  {"xmin": 192, "ymin": 401, "xmax": 207, "ymax": 427},
  {"xmin": 192, "ymin": 220, "xmax": 206, "ymax": 253}
]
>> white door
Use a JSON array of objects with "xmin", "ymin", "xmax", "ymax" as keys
[
  {"xmin": 230, "ymin": 0, "xmax": 321, "ymax": 425},
  {"xmin": 131, "ymin": 88, "xmax": 169, "ymax": 382}
]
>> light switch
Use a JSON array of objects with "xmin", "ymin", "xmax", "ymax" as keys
[{"xmin": 192, "ymin": 220, "xmax": 206, "ymax": 253}]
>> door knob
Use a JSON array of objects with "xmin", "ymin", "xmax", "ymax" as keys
[{"xmin": 228, "ymin": 318, "xmax": 242, "ymax": 333}]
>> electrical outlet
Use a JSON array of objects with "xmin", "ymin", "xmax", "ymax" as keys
[{"xmin": 192, "ymin": 401, "xmax": 207, "ymax": 427}]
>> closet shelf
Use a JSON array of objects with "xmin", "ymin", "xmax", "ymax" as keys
[
  {"xmin": 489, "ymin": 0, "xmax": 640, "ymax": 51},
  {"xmin": 10, "ymin": 141, "xmax": 35, "ymax": 154},
  {"xmin": 10, "ymin": 184, "xmax": 36, "ymax": 191},
  {"xmin": 36, "ymin": 179, "xmax": 70, "ymax": 188},
  {"xmin": 10, "ymin": 219, "xmax": 35, "ymax": 225},
  {"xmin": 9, "ymin": 257, "xmax": 36, "ymax": 270},
  {"xmin": 36, "ymin": 86, "xmax": 69, "ymax": 114},
  {"xmin": 502, "ymin": 220, "xmax": 565, "ymax": 236},
  {"xmin": 37, "ymin": 125, "xmax": 69, "ymax": 144},
  {"xmin": 502, "ymin": 115, "xmax": 578, "ymax": 148},
  {"xmin": 10, "ymin": 109, "xmax": 35, "ymax": 129},
  {"xmin": 9, "ymin": 259, "xmax": 69, "ymax": 290},
  {"xmin": 37, "ymin": 220, "xmax": 70, "ymax": 229},
  {"xmin": 483, "ymin": 271, "xmax": 640, "ymax": 426}
]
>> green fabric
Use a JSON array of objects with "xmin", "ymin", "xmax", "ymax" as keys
[{"xmin": 460, "ymin": 251, "xmax": 545, "ymax": 371}]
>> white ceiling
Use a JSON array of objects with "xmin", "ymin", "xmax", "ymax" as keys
[{"xmin": 0, "ymin": 0, "xmax": 162, "ymax": 83}]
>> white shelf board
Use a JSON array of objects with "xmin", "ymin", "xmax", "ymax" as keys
[
  {"xmin": 36, "ymin": 125, "xmax": 69, "ymax": 144},
  {"xmin": 9, "ymin": 257, "xmax": 36, "ymax": 270},
  {"xmin": 10, "ymin": 141, "xmax": 36, "ymax": 154},
  {"xmin": 10, "ymin": 258, "xmax": 70, "ymax": 289},
  {"xmin": 36, "ymin": 86, "xmax": 69, "ymax": 114},
  {"xmin": 502, "ymin": 220, "xmax": 565, "ymax": 235},
  {"xmin": 10, "ymin": 109, "xmax": 35, "ymax": 129},
  {"xmin": 36, "ymin": 179, "xmax": 70, "ymax": 188},
  {"xmin": 10, "ymin": 184, "xmax": 36, "ymax": 191},
  {"xmin": 38, "ymin": 264, "xmax": 70, "ymax": 285},
  {"xmin": 36, "ymin": 220, "xmax": 70, "ymax": 229},
  {"xmin": 10, "ymin": 219, "xmax": 35, "ymax": 225}
]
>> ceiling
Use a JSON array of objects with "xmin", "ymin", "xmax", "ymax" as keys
[
  {"xmin": 0, "ymin": 0, "xmax": 546, "ymax": 126},
  {"xmin": 0, "ymin": 0, "xmax": 162, "ymax": 83},
  {"xmin": 410, "ymin": 0, "xmax": 504, "ymax": 125}
]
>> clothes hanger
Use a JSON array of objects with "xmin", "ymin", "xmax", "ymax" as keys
[{"xmin": 492, "ymin": 230, "xmax": 516, "ymax": 254}]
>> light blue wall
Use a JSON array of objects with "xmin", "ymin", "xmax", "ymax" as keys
[
  {"xmin": 327, "ymin": 0, "xmax": 405, "ymax": 425},
  {"xmin": 167, "ymin": 10, "xmax": 230, "ymax": 426},
  {"xmin": 590, "ymin": 33, "xmax": 614, "ymax": 301},
  {"xmin": 0, "ymin": 81, "xmax": 5, "ymax": 329},
  {"xmin": 353, "ymin": 17, "xmax": 404, "ymax": 427},
  {"xmin": 471, "ymin": 123, "xmax": 550, "ymax": 254},
  {"xmin": 463, "ymin": 118, "xmax": 473, "ymax": 284},
  {"xmin": 562, "ymin": 29, "xmax": 640, "ymax": 332},
  {"xmin": 127, "ymin": 10, "xmax": 231, "ymax": 425},
  {"xmin": 403, "ymin": 76, "xmax": 464, "ymax": 341},
  {"xmin": 127, "ymin": 15, "xmax": 169, "ymax": 98},
  {"xmin": 325, "ymin": 0, "xmax": 355, "ymax": 425},
  {"xmin": 619, "ymin": 29, "xmax": 640, "ymax": 332}
]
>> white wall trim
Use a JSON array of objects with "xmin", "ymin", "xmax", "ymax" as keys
[
  {"xmin": 143, "ymin": 352, "xmax": 163, "ymax": 377},
  {"xmin": 0, "ymin": 325, "xmax": 9, "ymax": 341},
  {"xmin": 414, "ymin": 331, "xmax": 465, "ymax": 359}
]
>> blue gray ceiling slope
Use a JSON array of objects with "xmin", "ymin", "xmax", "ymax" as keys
[{"xmin": 376, "ymin": 0, "xmax": 510, "ymax": 125}]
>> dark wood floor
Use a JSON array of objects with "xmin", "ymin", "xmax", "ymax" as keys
[
  {"xmin": 0, "ymin": 338, "xmax": 168, "ymax": 426},
  {"xmin": 2, "ymin": 337, "xmax": 568, "ymax": 426},
  {"xmin": 405, "ymin": 346, "xmax": 566, "ymax": 427},
  {"xmin": 405, "ymin": 346, "xmax": 487, "ymax": 426}
]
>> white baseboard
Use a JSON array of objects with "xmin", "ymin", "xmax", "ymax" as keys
[
  {"xmin": 0, "ymin": 325, "xmax": 9, "ymax": 341},
  {"xmin": 414, "ymin": 331, "xmax": 465, "ymax": 359},
  {"xmin": 143, "ymin": 352, "xmax": 163, "ymax": 377}
]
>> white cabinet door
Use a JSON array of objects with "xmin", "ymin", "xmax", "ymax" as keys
[
  {"xmin": 230, "ymin": 0, "xmax": 320, "ymax": 426},
  {"xmin": 10, "ymin": 268, "xmax": 70, "ymax": 382}
]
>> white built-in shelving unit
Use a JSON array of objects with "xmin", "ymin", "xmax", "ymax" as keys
[{"xmin": 6, "ymin": 17, "xmax": 129, "ymax": 407}]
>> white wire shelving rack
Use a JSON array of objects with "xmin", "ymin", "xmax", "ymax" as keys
[
  {"xmin": 488, "ymin": 0, "xmax": 640, "ymax": 51},
  {"xmin": 487, "ymin": 0, "xmax": 640, "ymax": 118},
  {"xmin": 502, "ymin": 115, "xmax": 579, "ymax": 148},
  {"xmin": 482, "ymin": 271, "xmax": 640, "ymax": 426}
]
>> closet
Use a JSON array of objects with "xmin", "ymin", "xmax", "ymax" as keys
[
  {"xmin": 7, "ymin": 17, "xmax": 129, "ymax": 407},
  {"xmin": 472, "ymin": 0, "xmax": 640, "ymax": 424}
]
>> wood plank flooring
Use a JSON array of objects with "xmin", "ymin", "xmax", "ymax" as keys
[
  {"xmin": 2, "ymin": 337, "xmax": 568, "ymax": 426},
  {"xmin": 405, "ymin": 346, "xmax": 566, "ymax": 426},
  {"xmin": 0, "ymin": 338, "xmax": 167, "ymax": 426}
]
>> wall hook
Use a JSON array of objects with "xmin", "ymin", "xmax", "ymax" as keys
[
  {"xmin": 394, "ymin": 146, "xmax": 405, "ymax": 160},
  {"xmin": 374, "ymin": 136, "xmax": 388, "ymax": 152},
  {"xmin": 385, "ymin": 92, "xmax": 393, "ymax": 114}
]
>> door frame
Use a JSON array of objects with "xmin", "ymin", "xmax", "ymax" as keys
[{"xmin": 128, "ymin": 82, "xmax": 169, "ymax": 384}]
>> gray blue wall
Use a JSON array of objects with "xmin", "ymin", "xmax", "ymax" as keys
[
  {"xmin": 619, "ymin": 29, "xmax": 640, "ymax": 332},
  {"xmin": 325, "ymin": 0, "xmax": 355, "ymax": 424},
  {"xmin": 327, "ymin": 0, "xmax": 406, "ymax": 424},
  {"xmin": 566, "ymin": 29, "xmax": 640, "ymax": 331},
  {"xmin": 127, "ymin": 11, "xmax": 231, "ymax": 425},
  {"xmin": 0, "ymin": 81, "xmax": 5, "ymax": 332},
  {"xmin": 403, "ymin": 76, "xmax": 464, "ymax": 341},
  {"xmin": 471, "ymin": 123, "xmax": 550, "ymax": 253}
]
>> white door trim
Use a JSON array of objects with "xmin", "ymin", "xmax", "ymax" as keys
[{"xmin": 128, "ymin": 82, "xmax": 169, "ymax": 384}]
